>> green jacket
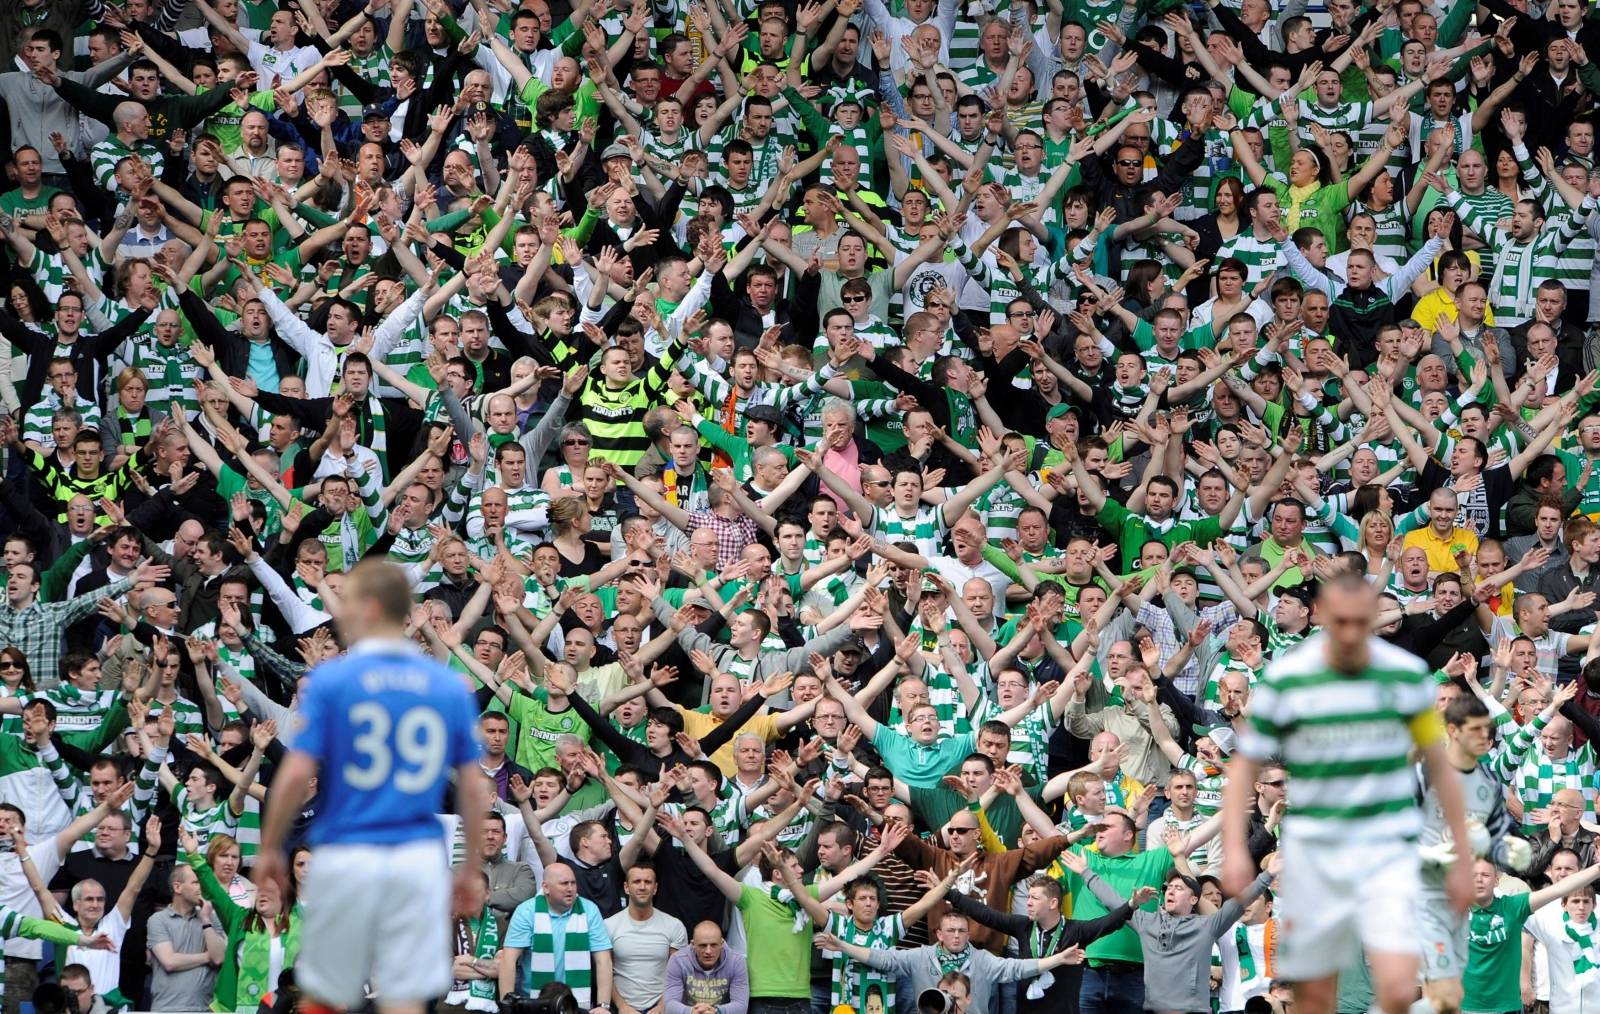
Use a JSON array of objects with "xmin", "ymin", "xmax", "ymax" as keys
[
  {"xmin": 188, "ymin": 851, "xmax": 303, "ymax": 1013},
  {"xmin": 34, "ymin": 538, "xmax": 92, "ymax": 603}
]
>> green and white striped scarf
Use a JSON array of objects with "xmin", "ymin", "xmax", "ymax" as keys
[
  {"xmin": 1565, "ymin": 910, "xmax": 1600, "ymax": 985},
  {"xmin": 449, "ymin": 904, "xmax": 502, "ymax": 1008},
  {"xmin": 935, "ymin": 946, "xmax": 971, "ymax": 976},
  {"xmin": 1516, "ymin": 742, "xmax": 1597, "ymax": 834},
  {"xmin": 359, "ymin": 395, "xmax": 390, "ymax": 477},
  {"xmin": 525, "ymin": 895, "xmax": 593, "ymax": 1005}
]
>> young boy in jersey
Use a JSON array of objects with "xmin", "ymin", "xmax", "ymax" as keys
[
  {"xmin": 256, "ymin": 559, "xmax": 487, "ymax": 1014},
  {"xmin": 159, "ymin": 746, "xmax": 259, "ymax": 850},
  {"xmin": 1412, "ymin": 693, "xmax": 1541, "ymax": 1014}
]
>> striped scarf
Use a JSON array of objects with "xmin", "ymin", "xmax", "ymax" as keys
[
  {"xmin": 1109, "ymin": 381, "xmax": 1146, "ymax": 416},
  {"xmin": 935, "ymin": 946, "xmax": 971, "ymax": 976},
  {"xmin": 115, "ymin": 406, "xmax": 153, "ymax": 448},
  {"xmin": 358, "ymin": 395, "xmax": 389, "ymax": 476},
  {"xmin": 1565, "ymin": 910, "xmax": 1600, "ymax": 985},
  {"xmin": 449, "ymin": 904, "xmax": 502, "ymax": 1008},
  {"xmin": 525, "ymin": 895, "xmax": 592, "ymax": 1006}
]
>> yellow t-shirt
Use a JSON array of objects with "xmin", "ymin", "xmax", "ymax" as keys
[
  {"xmin": 1401, "ymin": 526, "xmax": 1482, "ymax": 573},
  {"xmin": 1413, "ymin": 285, "xmax": 1496, "ymax": 335},
  {"xmin": 680, "ymin": 708, "xmax": 780, "ymax": 776}
]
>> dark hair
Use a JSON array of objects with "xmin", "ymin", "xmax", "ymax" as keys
[
  {"xmin": 1526, "ymin": 455, "xmax": 1565, "ymax": 490},
  {"xmin": 27, "ymin": 29, "xmax": 64, "ymax": 54},
  {"xmin": 0, "ymin": 647, "xmax": 34, "ymax": 692},
  {"xmin": 1444, "ymin": 693, "xmax": 1491, "ymax": 728}
]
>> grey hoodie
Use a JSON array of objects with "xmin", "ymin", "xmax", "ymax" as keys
[
  {"xmin": 854, "ymin": 943, "xmax": 1042, "ymax": 1014},
  {"xmin": 1084, "ymin": 869, "xmax": 1273, "ymax": 1013},
  {"xmin": 0, "ymin": 54, "xmax": 132, "ymax": 174}
]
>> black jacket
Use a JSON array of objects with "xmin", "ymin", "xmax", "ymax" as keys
[
  {"xmin": 178, "ymin": 291, "xmax": 301, "ymax": 390},
  {"xmin": 708, "ymin": 271, "xmax": 796, "ymax": 348},
  {"xmin": 0, "ymin": 305, "xmax": 152, "ymax": 409},
  {"xmin": 1079, "ymin": 137, "xmax": 1206, "ymax": 228}
]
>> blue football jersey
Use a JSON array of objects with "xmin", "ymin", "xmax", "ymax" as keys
[{"xmin": 292, "ymin": 639, "xmax": 482, "ymax": 846}]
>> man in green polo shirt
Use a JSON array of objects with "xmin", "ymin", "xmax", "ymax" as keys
[
  {"xmin": 1044, "ymin": 810, "xmax": 1222, "ymax": 1013},
  {"xmin": 1462, "ymin": 855, "xmax": 1600, "ymax": 1014}
]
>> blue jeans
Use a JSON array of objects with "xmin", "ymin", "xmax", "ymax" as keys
[
  {"xmin": 751, "ymin": 999, "xmax": 812, "ymax": 1014},
  {"xmin": 1078, "ymin": 964, "xmax": 1144, "ymax": 1014},
  {"xmin": 896, "ymin": 972, "xmax": 919, "ymax": 1014},
  {"xmin": 989, "ymin": 976, "xmax": 1018, "ymax": 1014}
]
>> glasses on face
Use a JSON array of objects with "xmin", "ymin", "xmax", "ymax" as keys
[
  {"xmin": 1008, "ymin": 309, "xmax": 1036, "ymax": 319},
  {"xmin": 564, "ymin": 438, "xmax": 591, "ymax": 446},
  {"xmin": 947, "ymin": 825, "xmax": 978, "ymax": 834},
  {"xmin": 1114, "ymin": 158, "xmax": 1141, "ymax": 168},
  {"xmin": 841, "ymin": 294, "xmax": 868, "ymax": 304},
  {"xmin": 1258, "ymin": 779, "xmax": 1285, "ymax": 788},
  {"xmin": 0, "ymin": 662, "xmax": 19, "ymax": 671},
  {"xmin": 864, "ymin": 479, "xmax": 891, "ymax": 487}
]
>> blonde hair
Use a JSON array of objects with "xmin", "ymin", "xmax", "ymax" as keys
[
  {"xmin": 1359, "ymin": 510, "xmax": 1393, "ymax": 552},
  {"xmin": 114, "ymin": 366, "xmax": 148, "ymax": 393},
  {"xmin": 549, "ymin": 494, "xmax": 588, "ymax": 531}
]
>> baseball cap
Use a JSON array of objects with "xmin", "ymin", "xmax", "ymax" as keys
[
  {"xmin": 601, "ymin": 141, "xmax": 631, "ymax": 161},
  {"xmin": 361, "ymin": 104, "xmax": 391, "ymax": 122},
  {"xmin": 837, "ymin": 636, "xmax": 868, "ymax": 655},
  {"xmin": 1193, "ymin": 725, "xmax": 1237, "ymax": 755},
  {"xmin": 1046, "ymin": 403, "xmax": 1078, "ymax": 423}
]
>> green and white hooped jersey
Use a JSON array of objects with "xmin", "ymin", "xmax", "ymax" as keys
[
  {"xmin": 174, "ymin": 785, "xmax": 239, "ymax": 851},
  {"xmin": 977, "ymin": 696, "xmax": 1052, "ymax": 785},
  {"xmin": 870, "ymin": 504, "xmax": 948, "ymax": 557},
  {"xmin": 149, "ymin": 696, "xmax": 205, "ymax": 739},
  {"xmin": 1243, "ymin": 633, "xmax": 1433, "ymax": 844},
  {"xmin": 28, "ymin": 685, "xmax": 120, "ymax": 736}
]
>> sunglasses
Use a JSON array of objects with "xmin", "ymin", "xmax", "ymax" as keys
[
  {"xmin": 841, "ymin": 294, "xmax": 868, "ymax": 303},
  {"xmin": 563, "ymin": 439, "xmax": 590, "ymax": 446},
  {"xmin": 1115, "ymin": 158, "xmax": 1142, "ymax": 168}
]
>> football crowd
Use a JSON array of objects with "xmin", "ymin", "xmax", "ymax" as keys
[{"xmin": 8, "ymin": 0, "xmax": 1600, "ymax": 1010}]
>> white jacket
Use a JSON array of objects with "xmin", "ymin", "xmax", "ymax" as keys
[{"xmin": 259, "ymin": 286, "xmax": 427, "ymax": 397}]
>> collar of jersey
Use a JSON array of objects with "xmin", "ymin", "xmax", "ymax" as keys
[{"xmin": 348, "ymin": 637, "xmax": 425, "ymax": 658}]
